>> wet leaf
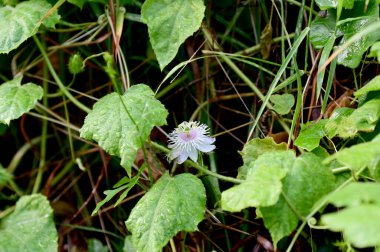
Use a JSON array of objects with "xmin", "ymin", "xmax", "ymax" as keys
[
  {"xmin": 80, "ymin": 84, "xmax": 168, "ymax": 176},
  {"xmin": 141, "ymin": 0, "xmax": 205, "ymax": 70},
  {"xmin": 125, "ymin": 173, "xmax": 206, "ymax": 252},
  {"xmin": 0, "ymin": 194, "xmax": 57, "ymax": 252},
  {"xmin": 0, "ymin": 0, "xmax": 60, "ymax": 54},
  {"xmin": 0, "ymin": 76, "xmax": 43, "ymax": 125}
]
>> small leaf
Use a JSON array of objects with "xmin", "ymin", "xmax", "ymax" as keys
[
  {"xmin": 0, "ymin": 163, "xmax": 12, "ymax": 186},
  {"xmin": 294, "ymin": 120, "xmax": 328, "ymax": 151},
  {"xmin": 237, "ymin": 137, "xmax": 287, "ymax": 179},
  {"xmin": 221, "ymin": 151, "xmax": 291, "ymax": 212},
  {"xmin": 141, "ymin": 0, "xmax": 205, "ymax": 70},
  {"xmin": 260, "ymin": 153, "xmax": 335, "ymax": 245},
  {"xmin": 0, "ymin": 0, "xmax": 60, "ymax": 54},
  {"xmin": 80, "ymin": 84, "xmax": 168, "ymax": 176},
  {"xmin": 125, "ymin": 173, "xmax": 206, "ymax": 252},
  {"xmin": 0, "ymin": 76, "xmax": 43, "ymax": 125},
  {"xmin": 354, "ymin": 75, "xmax": 380, "ymax": 98},
  {"xmin": 270, "ymin": 93, "xmax": 295, "ymax": 115},
  {"xmin": 0, "ymin": 194, "xmax": 58, "ymax": 251}
]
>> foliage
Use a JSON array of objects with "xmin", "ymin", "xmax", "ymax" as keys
[{"xmin": 0, "ymin": 0, "xmax": 379, "ymax": 251}]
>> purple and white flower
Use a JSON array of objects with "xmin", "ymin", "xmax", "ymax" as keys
[{"xmin": 168, "ymin": 121, "xmax": 216, "ymax": 164}]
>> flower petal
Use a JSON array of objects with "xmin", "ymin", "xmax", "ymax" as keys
[
  {"xmin": 177, "ymin": 152, "xmax": 189, "ymax": 164},
  {"xmin": 197, "ymin": 143, "xmax": 215, "ymax": 153},
  {"xmin": 199, "ymin": 135, "xmax": 215, "ymax": 144},
  {"xmin": 188, "ymin": 149, "xmax": 198, "ymax": 162}
]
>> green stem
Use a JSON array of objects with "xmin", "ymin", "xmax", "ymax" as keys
[
  {"xmin": 150, "ymin": 141, "xmax": 243, "ymax": 184},
  {"xmin": 32, "ymin": 49, "xmax": 49, "ymax": 194},
  {"xmin": 33, "ymin": 35, "xmax": 91, "ymax": 113}
]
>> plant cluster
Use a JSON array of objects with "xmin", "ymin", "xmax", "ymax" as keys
[{"xmin": 0, "ymin": 0, "xmax": 380, "ymax": 251}]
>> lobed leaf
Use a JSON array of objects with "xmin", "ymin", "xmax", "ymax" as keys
[
  {"xmin": 125, "ymin": 173, "xmax": 206, "ymax": 252},
  {"xmin": 141, "ymin": 0, "xmax": 205, "ymax": 70},
  {"xmin": 260, "ymin": 153, "xmax": 335, "ymax": 245},
  {"xmin": 221, "ymin": 151, "xmax": 291, "ymax": 212},
  {"xmin": 321, "ymin": 182, "xmax": 380, "ymax": 248},
  {"xmin": 237, "ymin": 137, "xmax": 287, "ymax": 179},
  {"xmin": 80, "ymin": 84, "xmax": 168, "ymax": 176},
  {"xmin": 0, "ymin": 194, "xmax": 58, "ymax": 252},
  {"xmin": 0, "ymin": 76, "xmax": 43, "ymax": 125},
  {"xmin": 0, "ymin": 0, "xmax": 60, "ymax": 54}
]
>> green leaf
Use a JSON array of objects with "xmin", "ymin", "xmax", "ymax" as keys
[
  {"xmin": 315, "ymin": 0, "xmax": 337, "ymax": 10},
  {"xmin": 324, "ymin": 135, "xmax": 380, "ymax": 172},
  {"xmin": 0, "ymin": 163, "xmax": 12, "ymax": 186},
  {"xmin": 321, "ymin": 183, "xmax": 380, "ymax": 248},
  {"xmin": 0, "ymin": 0, "xmax": 60, "ymax": 54},
  {"xmin": 294, "ymin": 120, "xmax": 328, "ymax": 151},
  {"xmin": 336, "ymin": 0, "xmax": 380, "ymax": 68},
  {"xmin": 310, "ymin": 11, "xmax": 337, "ymax": 49},
  {"xmin": 368, "ymin": 41, "xmax": 380, "ymax": 62},
  {"xmin": 322, "ymin": 205, "xmax": 380, "ymax": 248},
  {"xmin": 88, "ymin": 239, "xmax": 108, "ymax": 252},
  {"xmin": 221, "ymin": 151, "xmax": 291, "ymax": 212},
  {"xmin": 311, "ymin": 0, "xmax": 380, "ymax": 68},
  {"xmin": 141, "ymin": 0, "xmax": 205, "ymax": 70},
  {"xmin": 354, "ymin": 75, "xmax": 380, "ymax": 98},
  {"xmin": 0, "ymin": 194, "xmax": 58, "ymax": 252},
  {"xmin": 323, "ymin": 182, "xmax": 380, "ymax": 207},
  {"xmin": 324, "ymin": 107, "xmax": 355, "ymax": 138},
  {"xmin": 237, "ymin": 137, "xmax": 287, "ymax": 179},
  {"xmin": 123, "ymin": 236, "xmax": 137, "ymax": 252},
  {"xmin": 80, "ymin": 84, "xmax": 168, "ymax": 176},
  {"xmin": 125, "ymin": 173, "xmax": 206, "ymax": 252},
  {"xmin": 269, "ymin": 93, "xmax": 295, "ymax": 115},
  {"xmin": 260, "ymin": 153, "xmax": 335, "ymax": 245},
  {"xmin": 0, "ymin": 76, "xmax": 43, "ymax": 125}
]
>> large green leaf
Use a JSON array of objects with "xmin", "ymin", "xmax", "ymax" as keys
[
  {"xmin": 0, "ymin": 76, "xmax": 43, "ymax": 125},
  {"xmin": 80, "ymin": 84, "xmax": 168, "ymax": 176},
  {"xmin": 141, "ymin": 0, "xmax": 205, "ymax": 70},
  {"xmin": 315, "ymin": 0, "xmax": 337, "ymax": 10},
  {"xmin": 260, "ymin": 153, "xmax": 335, "ymax": 245},
  {"xmin": 237, "ymin": 137, "xmax": 287, "ymax": 179},
  {"xmin": 125, "ymin": 173, "xmax": 206, "ymax": 252},
  {"xmin": 221, "ymin": 151, "xmax": 291, "ymax": 212},
  {"xmin": 0, "ymin": 0, "xmax": 60, "ymax": 54},
  {"xmin": 323, "ymin": 205, "xmax": 380, "ymax": 248},
  {"xmin": 321, "ymin": 182, "xmax": 380, "ymax": 248},
  {"xmin": 0, "ymin": 194, "xmax": 57, "ymax": 252},
  {"xmin": 324, "ymin": 135, "xmax": 380, "ymax": 172}
]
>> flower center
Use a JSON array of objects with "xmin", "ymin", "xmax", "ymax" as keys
[{"xmin": 178, "ymin": 129, "xmax": 197, "ymax": 142}]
